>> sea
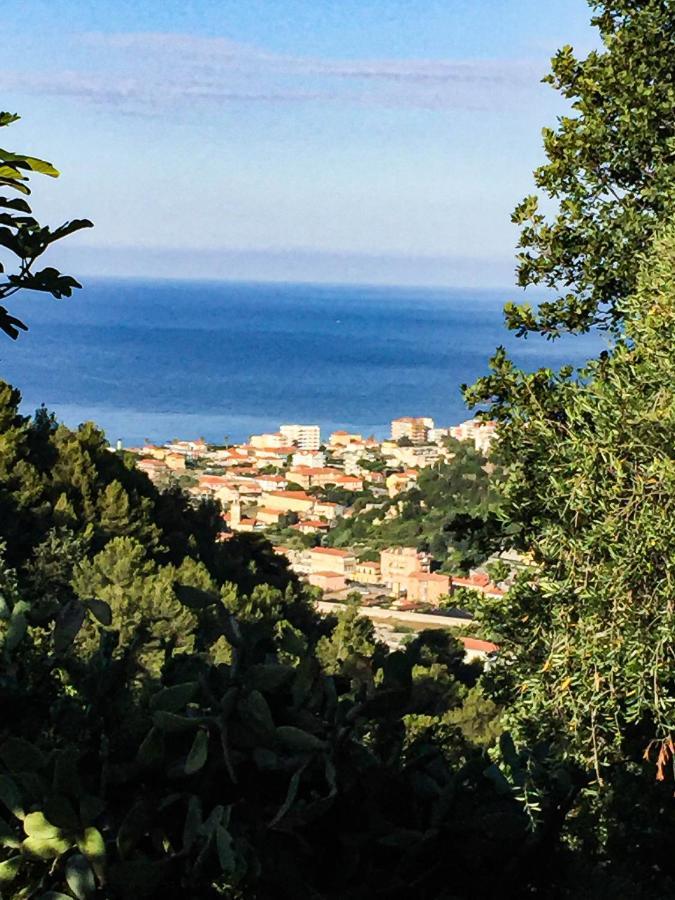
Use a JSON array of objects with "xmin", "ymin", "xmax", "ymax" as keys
[{"xmin": 0, "ymin": 278, "xmax": 607, "ymax": 446}]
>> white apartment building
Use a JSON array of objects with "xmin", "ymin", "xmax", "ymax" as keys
[
  {"xmin": 291, "ymin": 450, "xmax": 326, "ymax": 468},
  {"xmin": 280, "ymin": 424, "xmax": 321, "ymax": 450}
]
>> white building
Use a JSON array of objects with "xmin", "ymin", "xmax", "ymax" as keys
[
  {"xmin": 280, "ymin": 424, "xmax": 321, "ymax": 450},
  {"xmin": 291, "ymin": 450, "xmax": 326, "ymax": 468}
]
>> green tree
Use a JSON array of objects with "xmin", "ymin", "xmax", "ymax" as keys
[
  {"xmin": 506, "ymin": 1, "xmax": 675, "ymax": 337},
  {"xmin": 0, "ymin": 112, "xmax": 92, "ymax": 338}
]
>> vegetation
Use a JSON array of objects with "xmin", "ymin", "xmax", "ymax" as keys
[
  {"xmin": 0, "ymin": 112, "xmax": 92, "ymax": 339},
  {"xmin": 2, "ymin": 0, "xmax": 675, "ymax": 894},
  {"xmin": 326, "ymin": 440, "xmax": 505, "ymax": 572}
]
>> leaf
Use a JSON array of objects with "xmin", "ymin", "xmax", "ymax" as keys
[
  {"xmin": 215, "ymin": 824, "xmax": 235, "ymax": 872},
  {"xmin": 116, "ymin": 803, "xmax": 149, "ymax": 860},
  {"xmin": 0, "ymin": 738, "xmax": 46, "ymax": 772},
  {"xmin": 150, "ymin": 682, "xmax": 199, "ymax": 713},
  {"xmin": 77, "ymin": 826, "xmax": 106, "ymax": 878},
  {"xmin": 23, "ymin": 811, "xmax": 61, "ymax": 840},
  {"xmin": 269, "ymin": 767, "xmax": 303, "ymax": 828},
  {"xmin": 136, "ymin": 727, "xmax": 164, "ymax": 768},
  {"xmin": 185, "ymin": 728, "xmax": 209, "ymax": 776},
  {"xmin": 0, "ymin": 775, "xmax": 24, "ymax": 819},
  {"xmin": 21, "ymin": 834, "xmax": 71, "ymax": 859},
  {"xmin": 43, "ymin": 795, "xmax": 80, "ymax": 832},
  {"xmin": 152, "ymin": 711, "xmax": 205, "ymax": 733},
  {"xmin": 245, "ymin": 663, "xmax": 294, "ymax": 693},
  {"xmin": 66, "ymin": 854, "xmax": 96, "ymax": 899},
  {"xmin": 275, "ymin": 726, "xmax": 326, "ymax": 753},
  {"xmin": 174, "ymin": 584, "xmax": 218, "ymax": 609},
  {"xmin": 238, "ymin": 690, "xmax": 275, "ymax": 737},
  {"xmin": 84, "ymin": 598, "xmax": 112, "ymax": 626},
  {"xmin": 54, "ymin": 599, "xmax": 86, "ymax": 653},
  {"xmin": 182, "ymin": 795, "xmax": 201, "ymax": 853},
  {"xmin": 0, "ymin": 855, "xmax": 21, "ymax": 884}
]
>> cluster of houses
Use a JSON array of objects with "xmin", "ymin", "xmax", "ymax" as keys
[
  {"xmin": 271, "ymin": 544, "xmax": 506, "ymax": 609},
  {"xmin": 130, "ymin": 417, "xmax": 498, "ymax": 539}
]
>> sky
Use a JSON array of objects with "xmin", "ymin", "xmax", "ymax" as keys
[{"xmin": 2, "ymin": 0, "xmax": 598, "ymax": 286}]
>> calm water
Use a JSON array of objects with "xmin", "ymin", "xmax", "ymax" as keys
[{"xmin": 0, "ymin": 278, "xmax": 606, "ymax": 445}]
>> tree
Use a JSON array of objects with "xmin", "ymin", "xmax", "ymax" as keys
[
  {"xmin": 505, "ymin": 1, "xmax": 675, "ymax": 337},
  {"xmin": 0, "ymin": 112, "xmax": 92, "ymax": 338},
  {"xmin": 472, "ymin": 225, "xmax": 675, "ymax": 778}
]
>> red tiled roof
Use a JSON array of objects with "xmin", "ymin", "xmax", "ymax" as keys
[
  {"xmin": 311, "ymin": 547, "xmax": 354, "ymax": 557},
  {"xmin": 461, "ymin": 637, "xmax": 498, "ymax": 653}
]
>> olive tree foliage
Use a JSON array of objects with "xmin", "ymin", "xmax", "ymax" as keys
[
  {"xmin": 468, "ymin": 224, "xmax": 675, "ymax": 781},
  {"xmin": 507, "ymin": 0, "xmax": 675, "ymax": 337},
  {"xmin": 0, "ymin": 112, "xmax": 92, "ymax": 339}
]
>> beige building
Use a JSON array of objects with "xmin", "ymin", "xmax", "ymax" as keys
[
  {"xmin": 262, "ymin": 490, "xmax": 316, "ymax": 515},
  {"xmin": 353, "ymin": 560, "xmax": 383, "ymax": 586},
  {"xmin": 249, "ymin": 432, "xmax": 287, "ymax": 449},
  {"xmin": 308, "ymin": 571, "xmax": 347, "ymax": 593},
  {"xmin": 406, "ymin": 571, "xmax": 450, "ymax": 606},
  {"xmin": 391, "ymin": 417, "xmax": 434, "ymax": 444},
  {"xmin": 279, "ymin": 424, "xmax": 321, "ymax": 450},
  {"xmin": 386, "ymin": 469, "xmax": 419, "ymax": 497},
  {"xmin": 309, "ymin": 547, "xmax": 356, "ymax": 576},
  {"xmin": 449, "ymin": 419, "xmax": 498, "ymax": 455},
  {"xmin": 380, "ymin": 546, "xmax": 429, "ymax": 595}
]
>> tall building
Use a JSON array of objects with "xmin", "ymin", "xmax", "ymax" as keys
[
  {"xmin": 390, "ymin": 417, "xmax": 434, "ymax": 444},
  {"xmin": 279, "ymin": 424, "xmax": 321, "ymax": 450}
]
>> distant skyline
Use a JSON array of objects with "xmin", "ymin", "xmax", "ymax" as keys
[{"xmin": 4, "ymin": 0, "xmax": 597, "ymax": 286}]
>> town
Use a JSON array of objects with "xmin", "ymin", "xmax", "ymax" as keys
[{"xmin": 127, "ymin": 415, "xmax": 512, "ymax": 658}]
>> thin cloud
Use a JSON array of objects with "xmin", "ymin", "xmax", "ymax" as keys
[{"xmin": 1, "ymin": 31, "xmax": 547, "ymax": 114}]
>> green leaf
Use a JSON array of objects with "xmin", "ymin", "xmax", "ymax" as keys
[
  {"xmin": 0, "ymin": 774, "xmax": 24, "ymax": 819},
  {"xmin": 54, "ymin": 599, "xmax": 86, "ymax": 652},
  {"xmin": 269, "ymin": 767, "xmax": 303, "ymax": 828},
  {"xmin": 150, "ymin": 682, "xmax": 199, "ymax": 713},
  {"xmin": 84, "ymin": 598, "xmax": 112, "ymax": 626},
  {"xmin": 21, "ymin": 833, "xmax": 71, "ymax": 859},
  {"xmin": 245, "ymin": 663, "xmax": 294, "ymax": 693},
  {"xmin": 275, "ymin": 726, "xmax": 326, "ymax": 753},
  {"xmin": 0, "ymin": 855, "xmax": 21, "ymax": 884},
  {"xmin": 136, "ymin": 726, "xmax": 164, "ymax": 768},
  {"xmin": 77, "ymin": 826, "xmax": 106, "ymax": 878},
  {"xmin": 66, "ymin": 854, "xmax": 96, "ymax": 899},
  {"xmin": 239, "ymin": 690, "xmax": 275, "ymax": 737},
  {"xmin": 23, "ymin": 811, "xmax": 61, "ymax": 840},
  {"xmin": 182, "ymin": 795, "xmax": 201, "ymax": 853},
  {"xmin": 151, "ymin": 711, "xmax": 205, "ymax": 733},
  {"xmin": 116, "ymin": 803, "xmax": 149, "ymax": 860},
  {"xmin": 215, "ymin": 824, "xmax": 235, "ymax": 872},
  {"xmin": 1, "ymin": 736, "xmax": 48, "ymax": 771},
  {"xmin": 185, "ymin": 728, "xmax": 209, "ymax": 776}
]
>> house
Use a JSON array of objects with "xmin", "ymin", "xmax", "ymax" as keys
[
  {"xmin": 256, "ymin": 507, "xmax": 284, "ymax": 526},
  {"xmin": 329, "ymin": 431, "xmax": 363, "ymax": 448},
  {"xmin": 293, "ymin": 519, "xmax": 331, "ymax": 535},
  {"xmin": 380, "ymin": 546, "xmax": 429, "ymax": 595},
  {"xmin": 309, "ymin": 547, "xmax": 356, "ymax": 576},
  {"xmin": 291, "ymin": 450, "xmax": 326, "ymax": 468},
  {"xmin": 352, "ymin": 560, "xmax": 383, "ymax": 586},
  {"xmin": 288, "ymin": 466, "xmax": 344, "ymax": 489},
  {"xmin": 137, "ymin": 458, "xmax": 169, "ymax": 482},
  {"xmin": 386, "ymin": 469, "xmax": 419, "ymax": 497},
  {"xmin": 308, "ymin": 571, "xmax": 347, "ymax": 593},
  {"xmin": 262, "ymin": 490, "xmax": 316, "ymax": 515},
  {"xmin": 406, "ymin": 571, "xmax": 451, "ymax": 606},
  {"xmin": 390, "ymin": 417, "xmax": 434, "ymax": 444},
  {"xmin": 451, "ymin": 572, "xmax": 506, "ymax": 599}
]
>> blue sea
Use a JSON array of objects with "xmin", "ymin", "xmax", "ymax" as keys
[{"xmin": 0, "ymin": 278, "xmax": 606, "ymax": 446}]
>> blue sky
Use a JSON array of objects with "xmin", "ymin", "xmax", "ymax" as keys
[{"xmin": 3, "ymin": 0, "xmax": 597, "ymax": 286}]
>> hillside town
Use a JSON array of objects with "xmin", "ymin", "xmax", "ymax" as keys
[{"xmin": 126, "ymin": 415, "xmax": 508, "ymax": 650}]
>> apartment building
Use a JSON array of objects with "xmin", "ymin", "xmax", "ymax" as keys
[{"xmin": 279, "ymin": 424, "xmax": 321, "ymax": 450}]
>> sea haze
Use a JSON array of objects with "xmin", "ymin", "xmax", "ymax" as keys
[{"xmin": 1, "ymin": 278, "xmax": 606, "ymax": 446}]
